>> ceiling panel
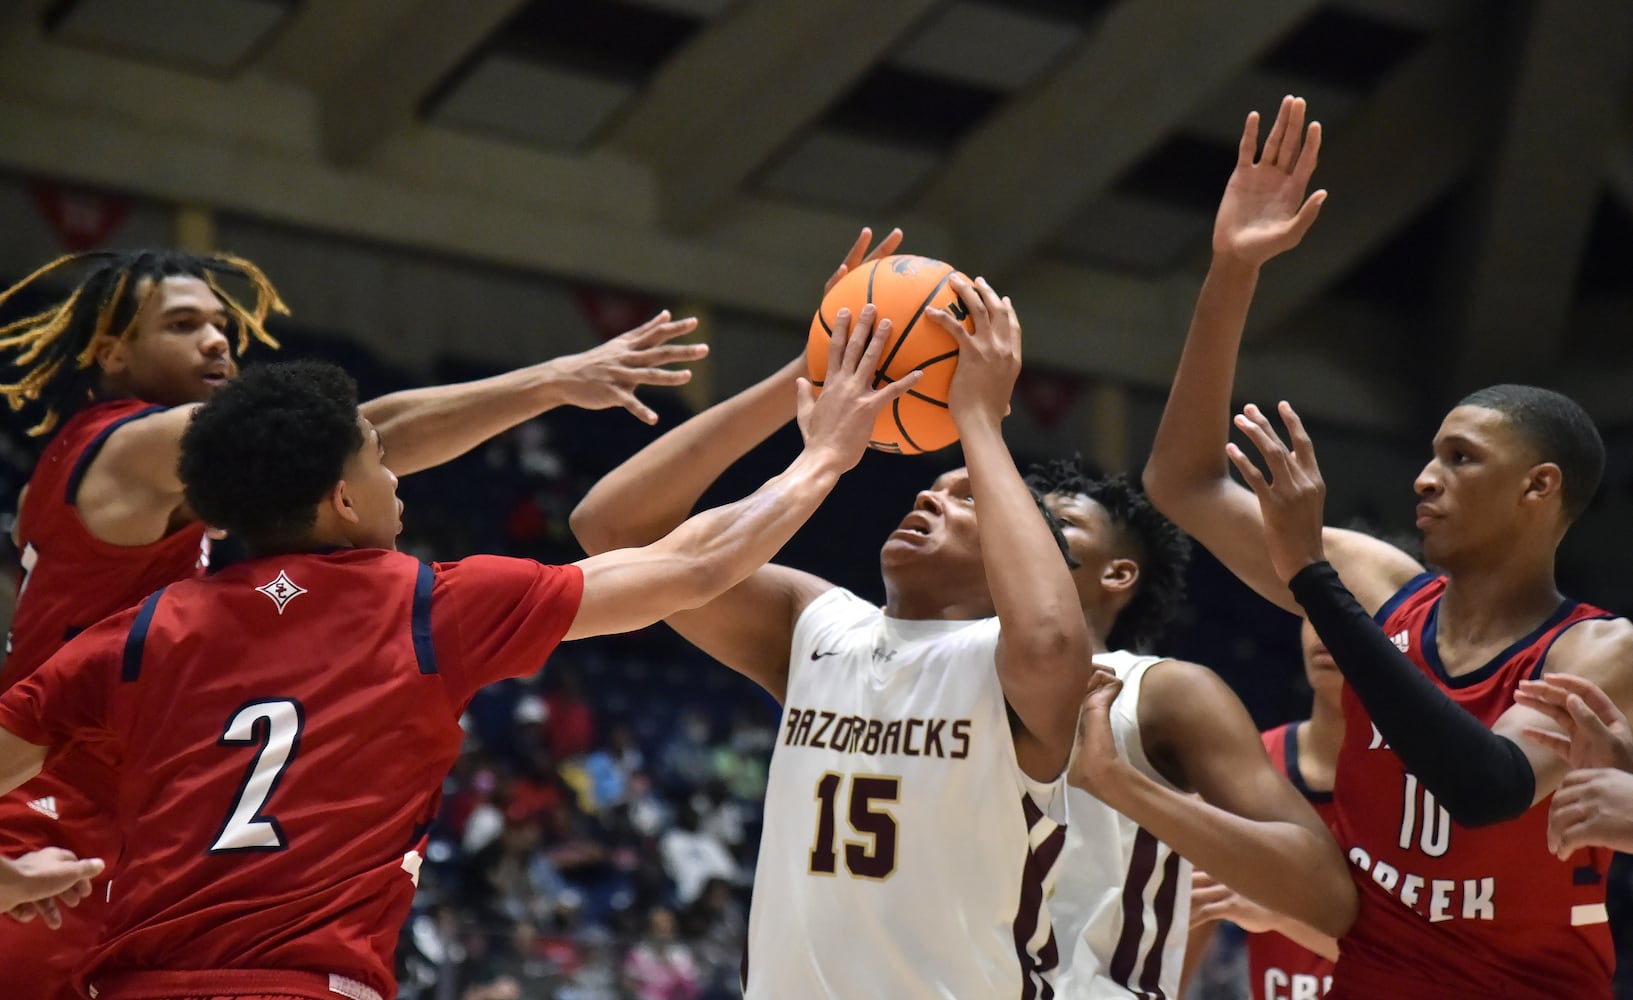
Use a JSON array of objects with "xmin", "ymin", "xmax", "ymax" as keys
[
  {"xmin": 757, "ymin": 130, "xmax": 941, "ymax": 212},
  {"xmin": 893, "ymin": 0, "xmax": 1084, "ymax": 92},
  {"xmin": 1049, "ymin": 192, "xmax": 1210, "ymax": 272},
  {"xmin": 429, "ymin": 54, "xmax": 637, "ymax": 150},
  {"xmin": 48, "ymin": 0, "xmax": 292, "ymax": 75}
]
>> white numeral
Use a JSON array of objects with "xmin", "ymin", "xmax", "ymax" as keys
[{"xmin": 210, "ymin": 700, "xmax": 302, "ymax": 852}]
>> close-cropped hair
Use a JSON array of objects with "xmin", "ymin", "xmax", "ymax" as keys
[
  {"xmin": 1458, "ymin": 384, "xmax": 1604, "ymax": 522},
  {"xmin": 180, "ymin": 360, "xmax": 361, "ymax": 549},
  {"xmin": 0, "ymin": 250, "xmax": 284, "ymax": 435},
  {"xmin": 1025, "ymin": 458, "xmax": 1192, "ymax": 652}
]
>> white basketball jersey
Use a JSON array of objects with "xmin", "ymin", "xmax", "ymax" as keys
[
  {"xmin": 743, "ymin": 587, "xmax": 1069, "ymax": 999},
  {"xmin": 1052, "ymin": 650, "xmax": 1192, "ymax": 999}
]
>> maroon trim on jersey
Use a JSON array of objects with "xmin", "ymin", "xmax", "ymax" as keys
[
  {"xmin": 1135, "ymin": 847, "xmax": 1183, "ymax": 998},
  {"xmin": 1109, "ymin": 826, "xmax": 1182, "ymax": 999},
  {"xmin": 120, "ymin": 588, "xmax": 165, "ymax": 682},
  {"xmin": 1013, "ymin": 792, "xmax": 1065, "ymax": 1000},
  {"xmin": 64, "ymin": 404, "xmax": 166, "ymax": 505},
  {"xmin": 411, "ymin": 562, "xmax": 437, "ymax": 675}
]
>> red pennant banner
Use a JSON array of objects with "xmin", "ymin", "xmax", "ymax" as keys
[
  {"xmin": 573, "ymin": 285, "xmax": 657, "ymax": 341},
  {"xmin": 1016, "ymin": 369, "xmax": 1083, "ymax": 428},
  {"xmin": 29, "ymin": 180, "xmax": 130, "ymax": 251}
]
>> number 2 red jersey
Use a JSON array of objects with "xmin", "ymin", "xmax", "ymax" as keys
[
  {"xmin": 0, "ymin": 548, "xmax": 582, "ymax": 1000},
  {"xmin": 1329, "ymin": 573, "xmax": 1616, "ymax": 999},
  {"xmin": 1247, "ymin": 722, "xmax": 1337, "ymax": 1000}
]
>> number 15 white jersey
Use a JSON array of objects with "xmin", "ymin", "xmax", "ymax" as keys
[{"xmin": 743, "ymin": 587, "xmax": 1069, "ymax": 999}]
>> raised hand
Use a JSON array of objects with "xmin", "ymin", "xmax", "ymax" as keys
[
  {"xmin": 1226, "ymin": 401, "xmax": 1327, "ymax": 582},
  {"xmin": 0, "ymin": 848, "xmax": 103, "ymax": 928},
  {"xmin": 824, "ymin": 226, "xmax": 904, "ymax": 296},
  {"xmin": 796, "ymin": 305, "xmax": 921, "ymax": 472},
  {"xmin": 1517, "ymin": 673, "xmax": 1633, "ymax": 773},
  {"xmin": 1546, "ymin": 767, "xmax": 1633, "ymax": 859},
  {"xmin": 548, "ymin": 311, "xmax": 709, "ymax": 425},
  {"xmin": 1070, "ymin": 668, "xmax": 1127, "ymax": 797},
  {"xmin": 925, "ymin": 276, "xmax": 1020, "ymax": 427},
  {"xmin": 1214, "ymin": 95, "xmax": 1327, "ymax": 267}
]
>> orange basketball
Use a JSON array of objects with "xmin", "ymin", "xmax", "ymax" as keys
[{"xmin": 806, "ymin": 254, "xmax": 971, "ymax": 455}]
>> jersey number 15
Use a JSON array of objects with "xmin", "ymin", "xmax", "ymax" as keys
[{"xmin": 809, "ymin": 772, "xmax": 900, "ymax": 881}]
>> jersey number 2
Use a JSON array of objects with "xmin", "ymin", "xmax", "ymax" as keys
[
  {"xmin": 210, "ymin": 699, "xmax": 304, "ymax": 853},
  {"xmin": 809, "ymin": 772, "xmax": 899, "ymax": 880}
]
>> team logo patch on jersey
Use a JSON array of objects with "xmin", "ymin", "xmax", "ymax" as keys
[
  {"xmin": 257, "ymin": 570, "xmax": 308, "ymax": 615},
  {"xmin": 26, "ymin": 796, "xmax": 58, "ymax": 820}
]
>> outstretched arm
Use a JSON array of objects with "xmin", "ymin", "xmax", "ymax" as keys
[
  {"xmin": 363, "ymin": 311, "xmax": 706, "ymax": 476},
  {"xmin": 1140, "ymin": 97, "xmax": 1415, "ymax": 615},
  {"xmin": 1076, "ymin": 671, "xmax": 1357, "ymax": 939},
  {"xmin": 1190, "ymin": 870, "xmax": 1340, "ymax": 961},
  {"xmin": 565, "ymin": 304, "xmax": 922, "ymax": 700},
  {"xmin": 924, "ymin": 277, "xmax": 1093, "ymax": 781}
]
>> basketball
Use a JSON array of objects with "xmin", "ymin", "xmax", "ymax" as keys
[{"xmin": 807, "ymin": 254, "xmax": 972, "ymax": 455}]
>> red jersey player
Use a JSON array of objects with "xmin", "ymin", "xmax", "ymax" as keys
[
  {"xmin": 1190, "ymin": 621, "xmax": 1343, "ymax": 1000},
  {"xmin": 1143, "ymin": 95, "xmax": 1633, "ymax": 998},
  {"xmin": 0, "ymin": 248, "xmax": 705, "ymax": 997},
  {"xmin": 0, "ymin": 339, "xmax": 910, "ymax": 1000}
]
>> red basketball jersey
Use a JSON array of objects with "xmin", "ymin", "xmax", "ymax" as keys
[
  {"xmin": 0, "ymin": 400, "xmax": 211, "ymax": 1000},
  {"xmin": 0, "ymin": 548, "xmax": 583, "ymax": 999},
  {"xmin": 1329, "ymin": 573, "xmax": 1616, "ymax": 999},
  {"xmin": 1247, "ymin": 722, "xmax": 1337, "ymax": 1000}
]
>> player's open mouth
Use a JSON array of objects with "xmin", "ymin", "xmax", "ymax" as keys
[{"xmin": 892, "ymin": 512, "xmax": 933, "ymax": 538}]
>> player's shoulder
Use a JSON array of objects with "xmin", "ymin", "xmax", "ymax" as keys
[
  {"xmin": 1544, "ymin": 613, "xmax": 1633, "ymax": 671},
  {"xmin": 1324, "ymin": 527, "xmax": 1426, "ymax": 615}
]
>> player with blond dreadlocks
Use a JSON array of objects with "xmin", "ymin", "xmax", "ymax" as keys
[{"xmin": 0, "ymin": 248, "xmax": 707, "ymax": 999}]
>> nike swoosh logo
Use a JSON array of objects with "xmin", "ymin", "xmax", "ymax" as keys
[{"xmin": 810, "ymin": 650, "xmax": 841, "ymax": 661}]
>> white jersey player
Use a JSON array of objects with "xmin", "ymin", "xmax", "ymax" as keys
[
  {"xmin": 746, "ymin": 588, "xmax": 1068, "ymax": 995},
  {"xmin": 1052, "ymin": 651, "xmax": 1191, "ymax": 999},
  {"xmin": 573, "ymin": 239, "xmax": 1353, "ymax": 999}
]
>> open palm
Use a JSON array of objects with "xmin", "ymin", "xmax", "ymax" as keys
[{"xmin": 1214, "ymin": 95, "xmax": 1327, "ymax": 266}]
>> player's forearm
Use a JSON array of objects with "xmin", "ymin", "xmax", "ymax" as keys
[
  {"xmin": 570, "ymin": 358, "xmax": 804, "ymax": 553},
  {"xmin": 645, "ymin": 448, "xmax": 843, "ymax": 607},
  {"xmin": 961, "ymin": 419, "xmax": 1092, "ymax": 654},
  {"xmin": 1093, "ymin": 761, "xmax": 1357, "ymax": 939},
  {"xmin": 0, "ymin": 726, "xmax": 47, "ymax": 799},
  {"xmin": 1142, "ymin": 257, "xmax": 1261, "ymax": 506},
  {"xmin": 361, "ymin": 360, "xmax": 589, "ymax": 477},
  {"xmin": 1290, "ymin": 562, "xmax": 1536, "ymax": 825}
]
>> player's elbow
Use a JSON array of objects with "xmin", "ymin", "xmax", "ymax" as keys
[
  {"xmin": 568, "ymin": 498, "xmax": 621, "ymax": 555},
  {"xmin": 1309, "ymin": 866, "xmax": 1359, "ymax": 940}
]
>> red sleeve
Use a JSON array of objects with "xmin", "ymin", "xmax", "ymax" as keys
[
  {"xmin": 429, "ymin": 555, "xmax": 584, "ymax": 705},
  {"xmin": 0, "ymin": 617, "xmax": 125, "ymax": 750}
]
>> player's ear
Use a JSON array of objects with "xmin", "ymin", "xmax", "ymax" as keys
[
  {"xmin": 329, "ymin": 478, "xmax": 360, "ymax": 525},
  {"xmin": 92, "ymin": 335, "xmax": 127, "ymax": 375},
  {"xmin": 1523, "ymin": 462, "xmax": 1563, "ymax": 509},
  {"xmin": 1100, "ymin": 557, "xmax": 1139, "ymax": 596}
]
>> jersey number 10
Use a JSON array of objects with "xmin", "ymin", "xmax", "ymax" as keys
[{"xmin": 809, "ymin": 772, "xmax": 900, "ymax": 880}]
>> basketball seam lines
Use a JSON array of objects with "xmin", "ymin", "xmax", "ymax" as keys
[{"xmin": 875, "ymin": 265, "xmax": 955, "ymax": 390}]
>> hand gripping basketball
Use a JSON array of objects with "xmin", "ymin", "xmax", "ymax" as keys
[{"xmin": 796, "ymin": 305, "xmax": 922, "ymax": 473}]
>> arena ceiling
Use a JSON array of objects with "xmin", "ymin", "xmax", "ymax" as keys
[{"xmin": 2, "ymin": 0, "xmax": 1631, "ymax": 432}]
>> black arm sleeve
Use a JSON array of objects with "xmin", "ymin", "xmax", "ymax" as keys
[{"xmin": 1289, "ymin": 561, "xmax": 1534, "ymax": 827}]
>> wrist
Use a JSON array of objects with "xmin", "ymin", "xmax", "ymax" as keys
[{"xmin": 1207, "ymin": 252, "xmax": 1263, "ymax": 279}]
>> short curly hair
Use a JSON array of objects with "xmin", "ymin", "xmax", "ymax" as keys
[
  {"xmin": 1025, "ymin": 458, "xmax": 1191, "ymax": 652},
  {"xmin": 180, "ymin": 360, "xmax": 362, "ymax": 550}
]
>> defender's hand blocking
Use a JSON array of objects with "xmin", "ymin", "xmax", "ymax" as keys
[
  {"xmin": 1189, "ymin": 870, "xmax": 1281, "ymax": 933},
  {"xmin": 1070, "ymin": 669, "xmax": 1126, "ymax": 797},
  {"xmin": 926, "ymin": 275, "xmax": 1020, "ymax": 426},
  {"xmin": 796, "ymin": 305, "xmax": 922, "ymax": 471},
  {"xmin": 1226, "ymin": 401, "xmax": 1327, "ymax": 583},
  {"xmin": 1517, "ymin": 673, "xmax": 1633, "ymax": 773},
  {"xmin": 1, "ymin": 848, "xmax": 103, "ymax": 929},
  {"xmin": 1546, "ymin": 768, "xmax": 1633, "ymax": 859},
  {"xmin": 824, "ymin": 226, "xmax": 904, "ymax": 296},
  {"xmin": 547, "ymin": 310, "xmax": 709, "ymax": 425},
  {"xmin": 1214, "ymin": 95, "xmax": 1327, "ymax": 267}
]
